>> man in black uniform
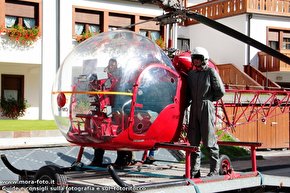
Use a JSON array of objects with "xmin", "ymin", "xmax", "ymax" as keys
[{"xmin": 186, "ymin": 47, "xmax": 225, "ymax": 178}]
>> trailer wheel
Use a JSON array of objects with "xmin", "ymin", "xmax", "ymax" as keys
[
  {"xmin": 219, "ymin": 154, "xmax": 232, "ymax": 175},
  {"xmin": 33, "ymin": 165, "xmax": 67, "ymax": 193}
]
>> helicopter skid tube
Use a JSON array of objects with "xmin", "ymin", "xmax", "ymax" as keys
[
  {"xmin": 107, "ymin": 164, "xmax": 132, "ymax": 188},
  {"xmin": 0, "ymin": 154, "xmax": 75, "ymax": 181},
  {"xmin": 107, "ymin": 164, "xmax": 188, "ymax": 191},
  {"xmin": 0, "ymin": 154, "xmax": 37, "ymax": 178}
]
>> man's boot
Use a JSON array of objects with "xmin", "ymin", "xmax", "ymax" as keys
[
  {"xmin": 191, "ymin": 170, "xmax": 201, "ymax": 178},
  {"xmin": 89, "ymin": 148, "xmax": 104, "ymax": 167}
]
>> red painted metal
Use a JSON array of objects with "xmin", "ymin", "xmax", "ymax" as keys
[
  {"xmin": 218, "ymin": 141, "xmax": 262, "ymax": 172},
  {"xmin": 57, "ymin": 92, "xmax": 66, "ymax": 108},
  {"xmin": 172, "ymin": 51, "xmax": 219, "ymax": 74},
  {"xmin": 216, "ymin": 89, "xmax": 290, "ymax": 132},
  {"xmin": 251, "ymin": 146, "xmax": 257, "ymax": 172},
  {"xmin": 155, "ymin": 142, "xmax": 199, "ymax": 179},
  {"xmin": 76, "ymin": 146, "xmax": 84, "ymax": 163},
  {"xmin": 142, "ymin": 150, "xmax": 148, "ymax": 162},
  {"xmin": 190, "ymin": 171, "xmax": 259, "ymax": 184}
]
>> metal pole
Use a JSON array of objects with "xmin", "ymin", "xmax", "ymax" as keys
[{"xmin": 251, "ymin": 145, "xmax": 257, "ymax": 172}]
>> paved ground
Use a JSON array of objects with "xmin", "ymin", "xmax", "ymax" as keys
[
  {"xmin": 1, "ymin": 143, "xmax": 290, "ymax": 180},
  {"xmin": 234, "ymin": 149, "xmax": 290, "ymax": 177},
  {"xmin": 0, "ymin": 137, "xmax": 290, "ymax": 192},
  {"xmin": 0, "ymin": 145, "xmax": 182, "ymax": 181}
]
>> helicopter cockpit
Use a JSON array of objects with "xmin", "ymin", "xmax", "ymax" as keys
[{"xmin": 52, "ymin": 30, "xmax": 184, "ymax": 148}]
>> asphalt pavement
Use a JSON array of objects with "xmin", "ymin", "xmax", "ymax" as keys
[
  {"xmin": 0, "ymin": 136, "xmax": 290, "ymax": 184},
  {"xmin": 0, "ymin": 143, "xmax": 181, "ymax": 181},
  {"xmin": 233, "ymin": 149, "xmax": 290, "ymax": 177}
]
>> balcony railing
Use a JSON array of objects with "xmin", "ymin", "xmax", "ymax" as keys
[
  {"xmin": 247, "ymin": 0, "xmax": 290, "ymax": 16},
  {"xmin": 244, "ymin": 64, "xmax": 281, "ymax": 88},
  {"xmin": 186, "ymin": 0, "xmax": 290, "ymax": 25},
  {"xmin": 258, "ymin": 50, "xmax": 290, "ymax": 72}
]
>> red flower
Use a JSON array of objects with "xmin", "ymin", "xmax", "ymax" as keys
[{"xmin": 6, "ymin": 25, "xmax": 40, "ymax": 46}]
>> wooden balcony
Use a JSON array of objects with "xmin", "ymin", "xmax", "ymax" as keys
[
  {"xmin": 217, "ymin": 63, "xmax": 281, "ymax": 89},
  {"xmin": 216, "ymin": 63, "xmax": 264, "ymax": 89},
  {"xmin": 185, "ymin": 0, "xmax": 290, "ymax": 25},
  {"xmin": 258, "ymin": 50, "xmax": 290, "ymax": 72}
]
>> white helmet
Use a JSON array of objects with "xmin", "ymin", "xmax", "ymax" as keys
[{"xmin": 191, "ymin": 47, "xmax": 209, "ymax": 65}]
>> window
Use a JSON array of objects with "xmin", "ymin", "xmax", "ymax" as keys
[
  {"xmin": 269, "ymin": 41, "xmax": 279, "ymax": 50},
  {"xmin": 1, "ymin": 74, "xmax": 24, "ymax": 102},
  {"xmin": 75, "ymin": 23, "xmax": 99, "ymax": 35},
  {"xmin": 140, "ymin": 30, "xmax": 160, "ymax": 42},
  {"xmin": 177, "ymin": 38, "xmax": 190, "ymax": 51},
  {"xmin": 138, "ymin": 16, "xmax": 163, "ymax": 41},
  {"xmin": 283, "ymin": 34, "xmax": 290, "ymax": 49},
  {"xmin": 72, "ymin": 8, "xmax": 164, "ymax": 41},
  {"xmin": 267, "ymin": 27, "xmax": 290, "ymax": 50},
  {"xmin": 74, "ymin": 8, "xmax": 101, "ymax": 35},
  {"xmin": 4, "ymin": 0, "xmax": 39, "ymax": 29}
]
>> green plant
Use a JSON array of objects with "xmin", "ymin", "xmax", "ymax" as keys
[
  {"xmin": 6, "ymin": 25, "xmax": 40, "ymax": 46},
  {"xmin": 75, "ymin": 31, "xmax": 98, "ymax": 43},
  {"xmin": 0, "ymin": 98, "xmax": 28, "ymax": 119},
  {"xmin": 200, "ymin": 131, "xmax": 250, "ymax": 161}
]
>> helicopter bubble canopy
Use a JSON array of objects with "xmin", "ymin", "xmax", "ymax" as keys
[{"xmin": 52, "ymin": 30, "xmax": 182, "ymax": 149}]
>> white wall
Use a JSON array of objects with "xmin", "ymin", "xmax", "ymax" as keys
[
  {"xmin": 0, "ymin": 35, "xmax": 41, "ymax": 64},
  {"xmin": 41, "ymin": 0, "xmax": 58, "ymax": 120},
  {"xmin": 23, "ymin": 66, "xmax": 41, "ymax": 119},
  {"xmin": 266, "ymin": 71, "xmax": 290, "ymax": 83},
  {"xmin": 187, "ymin": 0, "xmax": 207, "ymax": 6},
  {"xmin": 59, "ymin": 0, "xmax": 74, "ymax": 65},
  {"xmin": 178, "ymin": 14, "xmax": 248, "ymax": 70},
  {"xmin": 72, "ymin": 0, "xmax": 162, "ymax": 16}
]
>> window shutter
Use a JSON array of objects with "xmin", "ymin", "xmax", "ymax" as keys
[
  {"xmin": 75, "ymin": 10, "xmax": 100, "ymax": 25},
  {"xmin": 5, "ymin": 2, "xmax": 35, "ymax": 18}
]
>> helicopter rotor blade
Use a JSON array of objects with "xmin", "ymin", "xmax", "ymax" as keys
[{"xmin": 186, "ymin": 11, "xmax": 290, "ymax": 65}]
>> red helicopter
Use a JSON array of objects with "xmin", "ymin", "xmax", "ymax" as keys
[
  {"xmin": 51, "ymin": 2, "xmax": 223, "ymax": 152},
  {"xmin": 52, "ymin": 30, "xmax": 189, "ymax": 151}
]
